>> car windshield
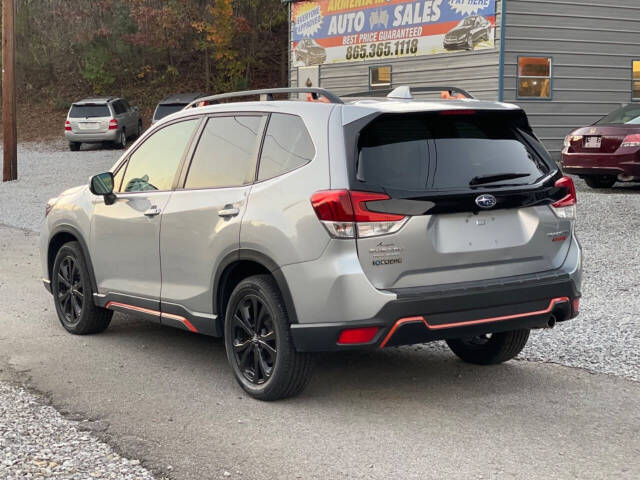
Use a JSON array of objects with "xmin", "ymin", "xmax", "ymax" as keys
[
  {"xmin": 458, "ymin": 17, "xmax": 475, "ymax": 27},
  {"xmin": 596, "ymin": 105, "xmax": 640, "ymax": 125},
  {"xmin": 154, "ymin": 104, "xmax": 187, "ymax": 121},
  {"xmin": 356, "ymin": 112, "xmax": 548, "ymax": 193},
  {"xmin": 69, "ymin": 104, "xmax": 110, "ymax": 118}
]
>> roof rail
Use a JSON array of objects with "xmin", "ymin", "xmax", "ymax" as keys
[
  {"xmin": 183, "ymin": 87, "xmax": 343, "ymax": 109},
  {"xmin": 342, "ymin": 86, "xmax": 476, "ymax": 100}
]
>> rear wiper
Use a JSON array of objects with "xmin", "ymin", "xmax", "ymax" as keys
[{"xmin": 469, "ymin": 172, "xmax": 531, "ymax": 186}]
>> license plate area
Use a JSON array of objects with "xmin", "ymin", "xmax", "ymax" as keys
[
  {"xmin": 79, "ymin": 122, "xmax": 100, "ymax": 130},
  {"xmin": 583, "ymin": 136, "xmax": 602, "ymax": 149}
]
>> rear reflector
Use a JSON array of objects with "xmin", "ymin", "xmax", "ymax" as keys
[
  {"xmin": 337, "ymin": 327, "xmax": 379, "ymax": 345},
  {"xmin": 311, "ymin": 190, "xmax": 407, "ymax": 239},
  {"xmin": 621, "ymin": 134, "xmax": 640, "ymax": 147},
  {"xmin": 572, "ymin": 298, "xmax": 580, "ymax": 315}
]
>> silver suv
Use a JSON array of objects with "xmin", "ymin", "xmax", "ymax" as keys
[
  {"xmin": 65, "ymin": 97, "xmax": 142, "ymax": 151},
  {"xmin": 42, "ymin": 86, "xmax": 582, "ymax": 400}
]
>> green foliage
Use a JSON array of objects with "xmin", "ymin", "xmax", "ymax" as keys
[{"xmin": 13, "ymin": 0, "xmax": 290, "ymax": 108}]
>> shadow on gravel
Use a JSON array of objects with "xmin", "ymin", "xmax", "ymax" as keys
[{"xmin": 101, "ymin": 314, "xmax": 558, "ymax": 406}]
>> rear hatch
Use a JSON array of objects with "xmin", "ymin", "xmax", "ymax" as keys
[
  {"xmin": 68, "ymin": 103, "xmax": 112, "ymax": 133},
  {"xmin": 348, "ymin": 109, "xmax": 572, "ymax": 290}
]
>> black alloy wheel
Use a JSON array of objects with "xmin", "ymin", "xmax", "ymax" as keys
[
  {"xmin": 56, "ymin": 255, "xmax": 84, "ymax": 327},
  {"xmin": 224, "ymin": 275, "xmax": 313, "ymax": 401},
  {"xmin": 51, "ymin": 241, "xmax": 112, "ymax": 335},
  {"xmin": 231, "ymin": 294, "xmax": 278, "ymax": 385}
]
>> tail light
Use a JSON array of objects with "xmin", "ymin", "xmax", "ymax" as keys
[
  {"xmin": 621, "ymin": 134, "xmax": 640, "ymax": 147},
  {"xmin": 310, "ymin": 190, "xmax": 408, "ymax": 239},
  {"xmin": 65, "ymin": 120, "xmax": 72, "ymax": 131},
  {"xmin": 551, "ymin": 176, "xmax": 577, "ymax": 219},
  {"xmin": 108, "ymin": 119, "xmax": 118, "ymax": 130},
  {"xmin": 563, "ymin": 135, "xmax": 571, "ymax": 148}
]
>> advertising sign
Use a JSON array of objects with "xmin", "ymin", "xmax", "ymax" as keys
[{"xmin": 292, "ymin": 0, "xmax": 496, "ymax": 66}]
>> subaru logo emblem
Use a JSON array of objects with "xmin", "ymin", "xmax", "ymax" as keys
[{"xmin": 475, "ymin": 194, "xmax": 497, "ymax": 209}]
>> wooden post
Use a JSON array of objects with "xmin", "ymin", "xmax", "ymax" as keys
[{"xmin": 2, "ymin": 0, "xmax": 17, "ymax": 182}]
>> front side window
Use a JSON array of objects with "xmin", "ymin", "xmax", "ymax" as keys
[
  {"xmin": 120, "ymin": 119, "xmax": 199, "ymax": 193},
  {"xmin": 184, "ymin": 115, "xmax": 264, "ymax": 189},
  {"xmin": 258, "ymin": 114, "xmax": 315, "ymax": 181},
  {"xmin": 370, "ymin": 66, "xmax": 391, "ymax": 90},
  {"xmin": 518, "ymin": 57, "xmax": 552, "ymax": 99},
  {"xmin": 633, "ymin": 60, "xmax": 640, "ymax": 101}
]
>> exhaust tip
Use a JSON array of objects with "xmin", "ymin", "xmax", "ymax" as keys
[{"xmin": 547, "ymin": 314, "xmax": 557, "ymax": 329}]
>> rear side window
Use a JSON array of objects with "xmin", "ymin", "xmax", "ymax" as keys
[
  {"xmin": 258, "ymin": 114, "xmax": 315, "ymax": 181},
  {"xmin": 184, "ymin": 115, "xmax": 264, "ymax": 189},
  {"xmin": 69, "ymin": 104, "xmax": 110, "ymax": 118},
  {"xmin": 596, "ymin": 104, "xmax": 640, "ymax": 125},
  {"xmin": 120, "ymin": 119, "xmax": 199, "ymax": 192},
  {"xmin": 112, "ymin": 101, "xmax": 124, "ymax": 115},
  {"xmin": 356, "ymin": 112, "xmax": 548, "ymax": 192}
]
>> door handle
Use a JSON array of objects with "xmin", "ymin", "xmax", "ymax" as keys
[
  {"xmin": 144, "ymin": 206, "xmax": 162, "ymax": 217},
  {"xmin": 218, "ymin": 207, "xmax": 240, "ymax": 218}
]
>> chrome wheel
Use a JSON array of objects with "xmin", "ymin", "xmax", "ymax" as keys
[{"xmin": 231, "ymin": 294, "xmax": 277, "ymax": 385}]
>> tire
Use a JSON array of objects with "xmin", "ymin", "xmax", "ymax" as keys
[
  {"xmin": 224, "ymin": 275, "xmax": 313, "ymax": 401},
  {"xmin": 136, "ymin": 121, "xmax": 142, "ymax": 139},
  {"xmin": 69, "ymin": 142, "xmax": 81, "ymax": 152},
  {"xmin": 466, "ymin": 35, "xmax": 474, "ymax": 50},
  {"xmin": 446, "ymin": 329, "xmax": 530, "ymax": 365},
  {"xmin": 115, "ymin": 129, "xmax": 127, "ymax": 149},
  {"xmin": 51, "ymin": 241, "xmax": 113, "ymax": 335},
  {"xmin": 584, "ymin": 175, "xmax": 616, "ymax": 189}
]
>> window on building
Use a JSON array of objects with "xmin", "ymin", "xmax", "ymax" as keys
[
  {"xmin": 518, "ymin": 57, "xmax": 552, "ymax": 99},
  {"xmin": 633, "ymin": 60, "xmax": 640, "ymax": 101},
  {"xmin": 370, "ymin": 66, "xmax": 391, "ymax": 91}
]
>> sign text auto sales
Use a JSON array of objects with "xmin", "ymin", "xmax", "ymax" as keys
[{"xmin": 292, "ymin": 0, "xmax": 496, "ymax": 65}]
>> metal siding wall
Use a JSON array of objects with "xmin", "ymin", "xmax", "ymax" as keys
[
  {"xmin": 290, "ymin": 1, "xmax": 504, "ymax": 100},
  {"xmin": 503, "ymin": 0, "xmax": 640, "ymax": 157}
]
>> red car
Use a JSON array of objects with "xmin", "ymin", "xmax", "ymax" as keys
[{"xmin": 562, "ymin": 104, "xmax": 640, "ymax": 188}]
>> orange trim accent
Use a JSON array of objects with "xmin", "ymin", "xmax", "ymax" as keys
[
  {"xmin": 106, "ymin": 302, "xmax": 199, "ymax": 333},
  {"xmin": 106, "ymin": 301, "xmax": 160, "ymax": 317},
  {"xmin": 161, "ymin": 312, "xmax": 199, "ymax": 333},
  {"xmin": 379, "ymin": 297, "xmax": 570, "ymax": 349},
  {"xmin": 379, "ymin": 316, "xmax": 427, "ymax": 348}
]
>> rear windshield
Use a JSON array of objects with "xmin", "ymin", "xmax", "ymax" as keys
[
  {"xmin": 69, "ymin": 104, "xmax": 110, "ymax": 118},
  {"xmin": 596, "ymin": 104, "xmax": 640, "ymax": 125},
  {"xmin": 154, "ymin": 104, "xmax": 187, "ymax": 121},
  {"xmin": 356, "ymin": 112, "xmax": 549, "ymax": 193}
]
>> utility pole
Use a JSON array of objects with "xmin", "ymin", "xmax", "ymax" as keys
[{"xmin": 2, "ymin": 0, "xmax": 17, "ymax": 182}]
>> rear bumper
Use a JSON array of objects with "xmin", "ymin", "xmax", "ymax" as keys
[
  {"xmin": 562, "ymin": 150, "xmax": 640, "ymax": 177},
  {"xmin": 65, "ymin": 130, "xmax": 118, "ymax": 143},
  {"xmin": 291, "ymin": 272, "xmax": 580, "ymax": 352}
]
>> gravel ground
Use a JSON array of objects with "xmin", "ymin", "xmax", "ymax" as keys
[
  {"xmin": 0, "ymin": 382, "xmax": 157, "ymax": 480},
  {"xmin": 0, "ymin": 141, "xmax": 638, "ymax": 382}
]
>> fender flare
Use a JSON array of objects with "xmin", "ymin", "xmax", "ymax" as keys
[
  {"xmin": 213, "ymin": 249, "xmax": 299, "ymax": 324},
  {"xmin": 48, "ymin": 224, "xmax": 99, "ymax": 295}
]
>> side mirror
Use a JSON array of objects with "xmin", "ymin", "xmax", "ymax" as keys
[{"xmin": 90, "ymin": 172, "xmax": 117, "ymax": 204}]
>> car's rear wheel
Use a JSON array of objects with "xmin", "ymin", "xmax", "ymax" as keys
[
  {"xmin": 446, "ymin": 329, "xmax": 530, "ymax": 365},
  {"xmin": 69, "ymin": 142, "xmax": 81, "ymax": 152},
  {"xmin": 52, "ymin": 241, "xmax": 112, "ymax": 335},
  {"xmin": 115, "ymin": 129, "xmax": 127, "ymax": 149},
  {"xmin": 584, "ymin": 175, "xmax": 616, "ymax": 189},
  {"xmin": 136, "ymin": 121, "xmax": 142, "ymax": 138},
  {"xmin": 224, "ymin": 275, "xmax": 313, "ymax": 401}
]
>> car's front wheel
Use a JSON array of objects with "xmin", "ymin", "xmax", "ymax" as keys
[
  {"xmin": 466, "ymin": 35, "xmax": 474, "ymax": 50},
  {"xmin": 52, "ymin": 241, "xmax": 113, "ymax": 335},
  {"xmin": 446, "ymin": 329, "xmax": 530, "ymax": 365},
  {"xmin": 584, "ymin": 175, "xmax": 616, "ymax": 189},
  {"xmin": 224, "ymin": 275, "xmax": 313, "ymax": 401}
]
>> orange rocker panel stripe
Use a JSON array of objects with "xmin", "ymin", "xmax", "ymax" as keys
[
  {"xmin": 105, "ymin": 302, "xmax": 199, "ymax": 333},
  {"xmin": 379, "ymin": 297, "xmax": 570, "ymax": 349}
]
